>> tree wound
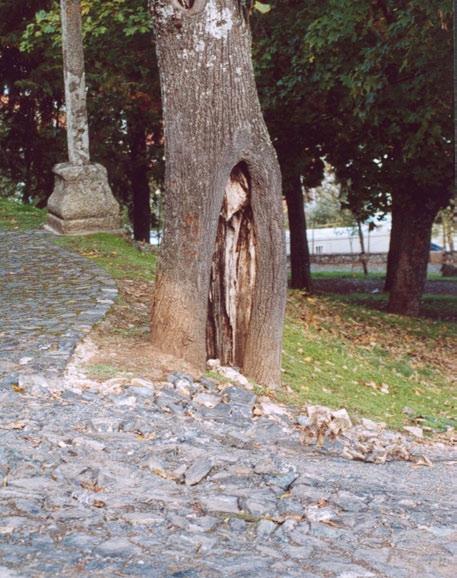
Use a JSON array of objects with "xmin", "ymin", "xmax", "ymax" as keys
[
  {"xmin": 207, "ymin": 162, "xmax": 256, "ymax": 367},
  {"xmin": 172, "ymin": 0, "xmax": 207, "ymax": 15}
]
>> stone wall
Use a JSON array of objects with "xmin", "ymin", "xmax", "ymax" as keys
[
  {"xmin": 310, "ymin": 253, "xmax": 387, "ymax": 266},
  {"xmin": 310, "ymin": 252, "xmax": 457, "ymax": 266}
]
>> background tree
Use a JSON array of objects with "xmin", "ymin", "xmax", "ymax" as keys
[
  {"xmin": 304, "ymin": 0, "xmax": 453, "ymax": 314},
  {"xmin": 254, "ymin": 0, "xmax": 324, "ymax": 291},
  {"xmin": 1, "ymin": 0, "xmax": 163, "ymax": 240},
  {"xmin": 0, "ymin": 0, "xmax": 63, "ymax": 206}
]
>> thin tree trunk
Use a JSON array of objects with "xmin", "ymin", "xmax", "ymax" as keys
[
  {"xmin": 128, "ymin": 118, "xmax": 151, "ymax": 243},
  {"xmin": 387, "ymin": 202, "xmax": 437, "ymax": 316},
  {"xmin": 284, "ymin": 172, "xmax": 312, "ymax": 291},
  {"xmin": 357, "ymin": 220, "xmax": 368, "ymax": 276},
  {"xmin": 384, "ymin": 197, "xmax": 404, "ymax": 292},
  {"xmin": 149, "ymin": 0, "xmax": 287, "ymax": 387}
]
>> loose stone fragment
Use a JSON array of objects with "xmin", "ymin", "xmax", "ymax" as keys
[
  {"xmin": 331, "ymin": 409, "xmax": 352, "ymax": 431},
  {"xmin": 192, "ymin": 392, "xmax": 221, "ymax": 408},
  {"xmin": 403, "ymin": 426, "xmax": 424, "ymax": 439},
  {"xmin": 184, "ymin": 459, "xmax": 213, "ymax": 486},
  {"xmin": 256, "ymin": 519, "xmax": 277, "ymax": 539},
  {"xmin": 96, "ymin": 538, "xmax": 140, "ymax": 557},
  {"xmin": 199, "ymin": 495, "xmax": 240, "ymax": 514}
]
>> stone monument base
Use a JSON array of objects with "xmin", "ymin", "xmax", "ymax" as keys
[{"xmin": 46, "ymin": 162, "xmax": 121, "ymax": 235}]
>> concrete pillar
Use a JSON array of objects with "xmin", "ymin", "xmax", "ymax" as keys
[{"xmin": 46, "ymin": 0, "xmax": 120, "ymax": 235}]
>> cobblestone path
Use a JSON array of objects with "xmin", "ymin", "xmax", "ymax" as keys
[
  {"xmin": 0, "ymin": 231, "xmax": 456, "ymax": 578},
  {"xmin": 0, "ymin": 231, "xmax": 117, "ymax": 384}
]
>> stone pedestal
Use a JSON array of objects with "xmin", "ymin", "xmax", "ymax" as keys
[{"xmin": 46, "ymin": 162, "xmax": 121, "ymax": 235}]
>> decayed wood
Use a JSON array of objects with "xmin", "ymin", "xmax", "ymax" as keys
[
  {"xmin": 207, "ymin": 163, "xmax": 255, "ymax": 366},
  {"xmin": 149, "ymin": 0, "xmax": 286, "ymax": 387}
]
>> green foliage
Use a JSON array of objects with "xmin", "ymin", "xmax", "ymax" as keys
[
  {"xmin": 0, "ymin": 0, "xmax": 65, "ymax": 205},
  {"xmin": 1, "ymin": 0, "xmax": 162, "ymax": 230},
  {"xmin": 254, "ymin": 2, "xmax": 271, "ymax": 14},
  {"xmin": 254, "ymin": 0, "xmax": 453, "ymax": 218}
]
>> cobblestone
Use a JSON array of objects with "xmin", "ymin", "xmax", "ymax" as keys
[
  {"xmin": 0, "ymin": 231, "xmax": 456, "ymax": 577},
  {"xmin": 0, "ymin": 231, "xmax": 117, "ymax": 383}
]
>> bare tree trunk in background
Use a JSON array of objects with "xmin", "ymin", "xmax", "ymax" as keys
[
  {"xmin": 384, "ymin": 197, "xmax": 404, "ymax": 292},
  {"xmin": 284, "ymin": 172, "xmax": 312, "ymax": 291},
  {"xmin": 357, "ymin": 220, "xmax": 368, "ymax": 276},
  {"xmin": 149, "ymin": 0, "xmax": 287, "ymax": 387},
  {"xmin": 128, "ymin": 115, "xmax": 151, "ymax": 243},
  {"xmin": 387, "ymin": 201, "xmax": 438, "ymax": 316}
]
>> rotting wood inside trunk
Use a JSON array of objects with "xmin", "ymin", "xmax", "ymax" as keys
[{"xmin": 207, "ymin": 162, "xmax": 256, "ymax": 367}]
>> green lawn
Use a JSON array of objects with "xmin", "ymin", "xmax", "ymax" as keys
[
  {"xmin": 57, "ymin": 234, "xmax": 157, "ymax": 281},
  {"xmin": 312, "ymin": 270, "xmax": 453, "ymax": 282},
  {"xmin": 282, "ymin": 292, "xmax": 457, "ymax": 431},
  {"xmin": 0, "ymin": 198, "xmax": 47, "ymax": 230},
  {"xmin": 331, "ymin": 292, "xmax": 457, "ymax": 322},
  {"xmin": 2, "ymin": 197, "xmax": 455, "ymax": 433}
]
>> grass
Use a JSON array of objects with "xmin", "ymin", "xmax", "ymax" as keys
[
  {"xmin": 2, "ymin": 196, "xmax": 456, "ymax": 433},
  {"xmin": 85, "ymin": 363, "xmax": 130, "ymax": 380},
  {"xmin": 331, "ymin": 292, "xmax": 457, "ymax": 322},
  {"xmin": 312, "ymin": 270, "xmax": 453, "ymax": 282},
  {"xmin": 282, "ymin": 292, "xmax": 457, "ymax": 431},
  {"xmin": 57, "ymin": 234, "xmax": 156, "ymax": 281},
  {"xmin": 0, "ymin": 197, "xmax": 47, "ymax": 230}
]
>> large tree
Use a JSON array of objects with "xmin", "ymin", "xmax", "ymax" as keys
[
  {"xmin": 149, "ymin": 0, "xmax": 287, "ymax": 387},
  {"xmin": 302, "ymin": 0, "xmax": 453, "ymax": 315}
]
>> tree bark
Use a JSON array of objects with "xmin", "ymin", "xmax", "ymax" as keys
[
  {"xmin": 384, "ymin": 196, "xmax": 404, "ymax": 292},
  {"xmin": 149, "ymin": 0, "xmax": 287, "ymax": 387},
  {"xmin": 387, "ymin": 201, "xmax": 437, "ymax": 316},
  {"xmin": 284, "ymin": 172, "xmax": 312, "ymax": 291},
  {"xmin": 356, "ymin": 220, "xmax": 368, "ymax": 276},
  {"xmin": 128, "ymin": 117, "xmax": 151, "ymax": 243}
]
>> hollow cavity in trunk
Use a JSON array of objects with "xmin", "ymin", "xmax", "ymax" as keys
[{"xmin": 207, "ymin": 162, "xmax": 256, "ymax": 367}]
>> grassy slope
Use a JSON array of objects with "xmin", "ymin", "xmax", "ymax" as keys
[
  {"xmin": 57, "ymin": 234, "xmax": 156, "ymax": 281},
  {"xmin": 282, "ymin": 293, "xmax": 456, "ymax": 431},
  {"xmin": 0, "ymin": 198, "xmax": 47, "ymax": 230},
  {"xmin": 2, "ymin": 198, "xmax": 455, "ymax": 431}
]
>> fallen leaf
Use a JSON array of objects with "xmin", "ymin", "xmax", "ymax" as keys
[{"xmin": 1, "ymin": 422, "xmax": 26, "ymax": 431}]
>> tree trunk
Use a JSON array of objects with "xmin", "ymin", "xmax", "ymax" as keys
[
  {"xmin": 384, "ymin": 197, "xmax": 404, "ymax": 292},
  {"xmin": 356, "ymin": 220, "xmax": 368, "ymax": 276},
  {"xmin": 284, "ymin": 172, "xmax": 312, "ymax": 291},
  {"xmin": 128, "ymin": 118, "xmax": 151, "ymax": 243},
  {"xmin": 149, "ymin": 0, "xmax": 287, "ymax": 387},
  {"xmin": 387, "ymin": 202, "xmax": 437, "ymax": 316}
]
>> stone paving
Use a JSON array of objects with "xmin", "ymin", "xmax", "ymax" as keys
[
  {"xmin": 0, "ymin": 231, "xmax": 117, "ymax": 384},
  {"xmin": 1, "ymin": 231, "xmax": 457, "ymax": 578}
]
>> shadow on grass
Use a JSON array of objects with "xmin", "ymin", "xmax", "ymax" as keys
[{"xmin": 313, "ymin": 276, "xmax": 457, "ymax": 323}]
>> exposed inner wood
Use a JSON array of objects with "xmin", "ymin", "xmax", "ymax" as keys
[
  {"xmin": 176, "ymin": 0, "xmax": 196, "ymax": 9},
  {"xmin": 207, "ymin": 162, "xmax": 256, "ymax": 367}
]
